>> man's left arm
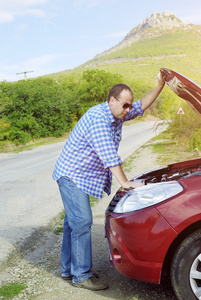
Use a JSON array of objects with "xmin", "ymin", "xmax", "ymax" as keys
[
  {"xmin": 109, "ymin": 165, "xmax": 143, "ymax": 189},
  {"xmin": 141, "ymin": 72, "xmax": 165, "ymax": 111}
]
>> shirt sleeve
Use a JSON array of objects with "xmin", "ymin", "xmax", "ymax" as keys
[
  {"xmin": 85, "ymin": 117, "xmax": 122, "ymax": 169},
  {"xmin": 124, "ymin": 99, "xmax": 144, "ymax": 121}
]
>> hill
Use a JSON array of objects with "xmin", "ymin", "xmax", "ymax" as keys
[
  {"xmin": 95, "ymin": 10, "xmax": 191, "ymax": 57},
  {"xmin": 55, "ymin": 10, "xmax": 201, "ymax": 87}
]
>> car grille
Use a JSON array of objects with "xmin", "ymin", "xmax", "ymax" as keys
[{"xmin": 105, "ymin": 191, "xmax": 126, "ymax": 214}]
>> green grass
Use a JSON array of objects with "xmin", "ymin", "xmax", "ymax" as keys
[
  {"xmin": 0, "ymin": 283, "xmax": 27, "ymax": 299},
  {"xmin": 54, "ymin": 226, "xmax": 63, "ymax": 235},
  {"xmin": 53, "ymin": 210, "xmax": 65, "ymax": 235},
  {"xmin": 89, "ymin": 195, "xmax": 98, "ymax": 207},
  {"xmin": 149, "ymin": 130, "xmax": 200, "ymax": 165},
  {"xmin": 151, "ymin": 131, "xmax": 172, "ymax": 141},
  {"xmin": 152, "ymin": 141, "xmax": 176, "ymax": 154},
  {"xmin": 0, "ymin": 141, "xmax": 14, "ymax": 153},
  {"xmin": 0, "ymin": 139, "xmax": 59, "ymax": 153},
  {"xmin": 0, "ymin": 134, "xmax": 69, "ymax": 153},
  {"xmin": 95, "ymin": 31, "xmax": 201, "ymax": 63},
  {"xmin": 122, "ymin": 155, "xmax": 136, "ymax": 173}
]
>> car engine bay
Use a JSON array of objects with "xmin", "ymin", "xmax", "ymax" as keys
[{"xmin": 134, "ymin": 159, "xmax": 201, "ymax": 184}]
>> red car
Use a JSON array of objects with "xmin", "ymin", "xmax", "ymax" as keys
[{"xmin": 105, "ymin": 69, "xmax": 201, "ymax": 300}]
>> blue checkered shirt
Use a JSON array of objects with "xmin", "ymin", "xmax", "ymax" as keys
[{"xmin": 52, "ymin": 100, "xmax": 143, "ymax": 198}]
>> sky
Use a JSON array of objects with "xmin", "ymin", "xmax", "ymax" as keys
[{"xmin": 0, "ymin": 0, "xmax": 201, "ymax": 82}]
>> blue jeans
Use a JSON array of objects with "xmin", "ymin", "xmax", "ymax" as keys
[{"xmin": 57, "ymin": 176, "xmax": 93, "ymax": 283}]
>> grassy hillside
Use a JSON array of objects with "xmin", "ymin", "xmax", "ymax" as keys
[{"xmin": 53, "ymin": 28, "xmax": 201, "ymax": 87}]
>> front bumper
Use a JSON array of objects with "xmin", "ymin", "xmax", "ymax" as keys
[{"xmin": 105, "ymin": 206, "xmax": 177, "ymax": 284}]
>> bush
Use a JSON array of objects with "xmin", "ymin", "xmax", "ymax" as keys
[
  {"xmin": 0, "ymin": 119, "xmax": 10, "ymax": 140},
  {"xmin": 8, "ymin": 128, "xmax": 32, "ymax": 144},
  {"xmin": 167, "ymin": 103, "xmax": 201, "ymax": 151},
  {"xmin": 188, "ymin": 129, "xmax": 201, "ymax": 151}
]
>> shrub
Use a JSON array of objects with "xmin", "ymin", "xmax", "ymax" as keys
[
  {"xmin": 188, "ymin": 129, "xmax": 201, "ymax": 151},
  {"xmin": 8, "ymin": 128, "xmax": 32, "ymax": 144},
  {"xmin": 0, "ymin": 119, "xmax": 10, "ymax": 140}
]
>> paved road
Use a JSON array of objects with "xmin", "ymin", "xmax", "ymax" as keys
[{"xmin": 0, "ymin": 121, "xmax": 166, "ymax": 266}]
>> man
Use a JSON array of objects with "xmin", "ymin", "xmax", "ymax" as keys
[{"xmin": 52, "ymin": 72, "xmax": 165, "ymax": 291}]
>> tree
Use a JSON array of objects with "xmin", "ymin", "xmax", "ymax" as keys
[{"xmin": 76, "ymin": 69, "xmax": 123, "ymax": 116}]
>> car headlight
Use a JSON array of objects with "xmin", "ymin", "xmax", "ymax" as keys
[{"xmin": 113, "ymin": 181, "xmax": 183, "ymax": 213}]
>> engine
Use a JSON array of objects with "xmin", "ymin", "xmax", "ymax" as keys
[{"xmin": 134, "ymin": 161, "xmax": 201, "ymax": 184}]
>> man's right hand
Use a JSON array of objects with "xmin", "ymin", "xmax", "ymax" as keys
[{"xmin": 122, "ymin": 180, "xmax": 144, "ymax": 190}]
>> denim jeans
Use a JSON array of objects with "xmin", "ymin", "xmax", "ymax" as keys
[{"xmin": 57, "ymin": 176, "xmax": 93, "ymax": 283}]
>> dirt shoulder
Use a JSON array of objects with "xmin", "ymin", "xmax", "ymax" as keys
[{"xmin": 0, "ymin": 143, "xmax": 178, "ymax": 300}]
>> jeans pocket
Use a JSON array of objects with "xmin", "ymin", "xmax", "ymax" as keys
[{"xmin": 57, "ymin": 176, "xmax": 69, "ymax": 188}]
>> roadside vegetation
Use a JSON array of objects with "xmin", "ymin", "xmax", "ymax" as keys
[
  {"xmin": 151, "ymin": 127, "xmax": 200, "ymax": 165},
  {"xmin": 0, "ymin": 27, "xmax": 201, "ymax": 153},
  {"xmin": 0, "ymin": 70, "xmax": 122, "ymax": 150},
  {"xmin": 0, "ymin": 67, "xmax": 200, "ymax": 153},
  {"xmin": 0, "ymin": 283, "xmax": 27, "ymax": 299}
]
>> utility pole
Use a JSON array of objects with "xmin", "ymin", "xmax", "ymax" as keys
[{"xmin": 16, "ymin": 70, "xmax": 34, "ymax": 80}]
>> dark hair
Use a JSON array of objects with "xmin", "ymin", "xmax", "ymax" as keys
[{"xmin": 107, "ymin": 84, "xmax": 133, "ymax": 102}]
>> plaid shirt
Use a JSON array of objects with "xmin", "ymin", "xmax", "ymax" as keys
[{"xmin": 52, "ymin": 100, "xmax": 143, "ymax": 198}]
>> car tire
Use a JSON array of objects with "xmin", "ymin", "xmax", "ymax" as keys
[{"xmin": 171, "ymin": 229, "xmax": 201, "ymax": 300}]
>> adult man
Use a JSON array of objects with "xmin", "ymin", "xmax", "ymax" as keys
[{"xmin": 52, "ymin": 72, "xmax": 165, "ymax": 291}]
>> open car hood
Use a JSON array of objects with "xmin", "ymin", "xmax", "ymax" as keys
[{"xmin": 160, "ymin": 68, "xmax": 201, "ymax": 116}]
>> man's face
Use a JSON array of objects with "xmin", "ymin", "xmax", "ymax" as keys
[{"xmin": 109, "ymin": 89, "xmax": 133, "ymax": 119}]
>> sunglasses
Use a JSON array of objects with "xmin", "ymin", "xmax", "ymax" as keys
[{"xmin": 114, "ymin": 96, "xmax": 133, "ymax": 110}]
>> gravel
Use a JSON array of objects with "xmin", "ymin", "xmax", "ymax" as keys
[{"xmin": 0, "ymin": 144, "xmax": 177, "ymax": 300}]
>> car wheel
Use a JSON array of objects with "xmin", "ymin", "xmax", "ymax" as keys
[{"xmin": 171, "ymin": 229, "xmax": 201, "ymax": 300}]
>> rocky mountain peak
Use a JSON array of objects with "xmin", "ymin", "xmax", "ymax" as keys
[
  {"xmin": 124, "ymin": 10, "xmax": 187, "ymax": 44},
  {"xmin": 141, "ymin": 10, "xmax": 182, "ymax": 29}
]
